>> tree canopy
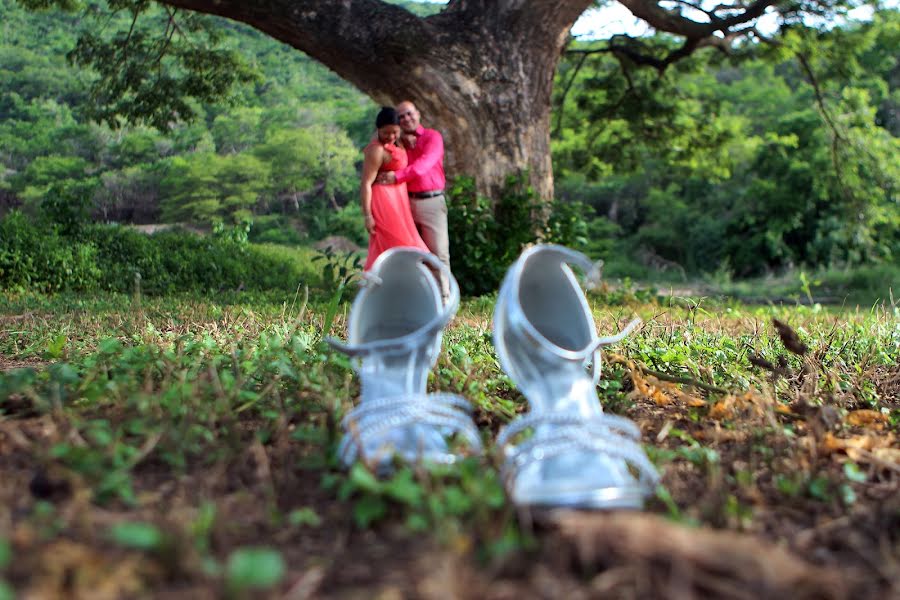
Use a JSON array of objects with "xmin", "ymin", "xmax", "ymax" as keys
[{"xmin": 14, "ymin": 0, "xmax": 882, "ymax": 200}]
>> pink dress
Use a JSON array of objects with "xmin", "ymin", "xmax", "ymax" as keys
[{"xmin": 364, "ymin": 142, "xmax": 429, "ymax": 270}]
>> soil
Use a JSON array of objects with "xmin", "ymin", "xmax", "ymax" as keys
[
  {"xmin": 1, "ymin": 303, "xmax": 898, "ymax": 599},
  {"xmin": 2, "ymin": 363, "xmax": 899, "ymax": 599}
]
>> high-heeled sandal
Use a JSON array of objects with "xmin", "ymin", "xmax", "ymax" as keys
[
  {"xmin": 493, "ymin": 244, "xmax": 659, "ymax": 509},
  {"xmin": 328, "ymin": 248, "xmax": 482, "ymax": 472}
]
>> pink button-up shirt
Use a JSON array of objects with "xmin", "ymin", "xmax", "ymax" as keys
[{"xmin": 394, "ymin": 125, "xmax": 445, "ymax": 193}]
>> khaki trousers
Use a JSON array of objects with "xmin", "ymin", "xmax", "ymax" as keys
[{"xmin": 410, "ymin": 193, "xmax": 451, "ymax": 300}]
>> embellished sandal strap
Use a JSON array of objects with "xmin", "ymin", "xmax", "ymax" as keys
[
  {"xmin": 496, "ymin": 411, "xmax": 641, "ymax": 447},
  {"xmin": 497, "ymin": 412, "xmax": 660, "ymax": 490},
  {"xmin": 339, "ymin": 393, "xmax": 483, "ymax": 465}
]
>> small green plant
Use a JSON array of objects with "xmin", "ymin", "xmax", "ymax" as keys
[
  {"xmin": 212, "ymin": 215, "xmax": 253, "ymax": 246},
  {"xmin": 109, "ymin": 522, "xmax": 166, "ymax": 551},
  {"xmin": 0, "ymin": 537, "xmax": 11, "ymax": 600},
  {"xmin": 311, "ymin": 246, "xmax": 362, "ymax": 292},
  {"xmin": 225, "ymin": 547, "xmax": 286, "ymax": 596},
  {"xmin": 326, "ymin": 459, "xmax": 522, "ymax": 558}
]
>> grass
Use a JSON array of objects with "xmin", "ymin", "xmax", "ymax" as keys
[
  {"xmin": 602, "ymin": 251, "xmax": 900, "ymax": 307},
  {"xmin": 1, "ymin": 287, "xmax": 899, "ymax": 597}
]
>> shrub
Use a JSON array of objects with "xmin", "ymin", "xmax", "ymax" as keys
[
  {"xmin": 247, "ymin": 215, "xmax": 306, "ymax": 246},
  {"xmin": 447, "ymin": 175, "xmax": 595, "ymax": 296},
  {"xmin": 446, "ymin": 177, "xmax": 514, "ymax": 296},
  {"xmin": 0, "ymin": 213, "xmax": 320, "ymax": 295},
  {"xmin": 41, "ymin": 179, "xmax": 97, "ymax": 236},
  {"xmin": 305, "ymin": 201, "xmax": 367, "ymax": 246},
  {"xmin": 0, "ymin": 210, "xmax": 101, "ymax": 292}
]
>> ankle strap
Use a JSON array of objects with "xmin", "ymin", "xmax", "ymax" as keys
[{"xmin": 327, "ymin": 249, "xmax": 459, "ymax": 358}]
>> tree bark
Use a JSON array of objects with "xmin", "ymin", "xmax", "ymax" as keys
[{"xmin": 155, "ymin": 0, "xmax": 595, "ymax": 201}]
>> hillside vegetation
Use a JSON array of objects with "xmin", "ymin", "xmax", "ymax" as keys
[{"xmin": 0, "ymin": 1, "xmax": 897, "ymax": 298}]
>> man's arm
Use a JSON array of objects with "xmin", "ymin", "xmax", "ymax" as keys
[{"xmin": 393, "ymin": 130, "xmax": 443, "ymax": 185}]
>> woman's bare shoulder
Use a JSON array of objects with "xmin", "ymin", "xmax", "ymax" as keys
[{"xmin": 363, "ymin": 141, "xmax": 384, "ymax": 156}]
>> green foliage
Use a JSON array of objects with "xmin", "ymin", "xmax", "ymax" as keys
[
  {"xmin": 553, "ymin": 12, "xmax": 900, "ymax": 276},
  {"xmin": 310, "ymin": 246, "xmax": 362, "ymax": 291},
  {"xmin": 310, "ymin": 203, "xmax": 368, "ymax": 246},
  {"xmin": 2, "ymin": 0, "xmax": 897, "ymax": 285},
  {"xmin": 448, "ymin": 174, "xmax": 597, "ymax": 296},
  {"xmin": 0, "ymin": 539, "xmax": 9, "ymax": 569},
  {"xmin": 446, "ymin": 177, "xmax": 525, "ymax": 296},
  {"xmin": 40, "ymin": 177, "xmax": 98, "ymax": 235},
  {"xmin": 0, "ymin": 212, "xmax": 323, "ymax": 294},
  {"xmin": 328, "ymin": 460, "xmax": 523, "ymax": 556},
  {"xmin": 109, "ymin": 522, "xmax": 166, "ymax": 551},
  {"xmin": 225, "ymin": 547, "xmax": 286, "ymax": 593},
  {"xmin": 159, "ymin": 152, "xmax": 270, "ymax": 225},
  {"xmin": 3, "ymin": 287, "xmax": 897, "ymax": 590},
  {"xmin": 253, "ymin": 125, "xmax": 357, "ymax": 212},
  {"xmin": 0, "ymin": 210, "xmax": 102, "ymax": 292},
  {"xmin": 0, "ymin": 537, "xmax": 10, "ymax": 600},
  {"xmin": 1, "ymin": 0, "xmax": 370, "ymax": 240},
  {"xmin": 66, "ymin": 2, "xmax": 258, "ymax": 129}
]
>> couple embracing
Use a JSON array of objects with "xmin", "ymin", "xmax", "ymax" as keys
[{"xmin": 359, "ymin": 101, "xmax": 451, "ymax": 302}]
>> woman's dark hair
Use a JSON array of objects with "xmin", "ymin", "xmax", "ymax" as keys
[{"xmin": 375, "ymin": 106, "xmax": 399, "ymax": 129}]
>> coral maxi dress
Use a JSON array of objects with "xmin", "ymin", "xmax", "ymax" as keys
[{"xmin": 364, "ymin": 142, "xmax": 430, "ymax": 270}]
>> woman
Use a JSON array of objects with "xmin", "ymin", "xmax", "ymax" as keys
[{"xmin": 361, "ymin": 107, "xmax": 429, "ymax": 271}]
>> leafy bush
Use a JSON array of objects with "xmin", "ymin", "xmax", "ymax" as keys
[
  {"xmin": 0, "ymin": 213, "xmax": 321, "ymax": 294},
  {"xmin": 304, "ymin": 201, "xmax": 367, "ymax": 246},
  {"xmin": 40, "ymin": 178, "xmax": 97, "ymax": 236},
  {"xmin": 0, "ymin": 211, "xmax": 101, "ymax": 292},
  {"xmin": 247, "ymin": 215, "xmax": 306, "ymax": 246},
  {"xmin": 447, "ymin": 175, "xmax": 595, "ymax": 296},
  {"xmin": 446, "ymin": 177, "xmax": 511, "ymax": 296}
]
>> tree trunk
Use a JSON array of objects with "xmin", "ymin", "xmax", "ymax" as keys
[{"xmin": 157, "ymin": 0, "xmax": 595, "ymax": 201}]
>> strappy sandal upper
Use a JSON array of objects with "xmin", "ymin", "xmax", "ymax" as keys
[
  {"xmin": 493, "ymin": 244, "xmax": 659, "ymax": 509},
  {"xmin": 327, "ymin": 248, "xmax": 482, "ymax": 471}
]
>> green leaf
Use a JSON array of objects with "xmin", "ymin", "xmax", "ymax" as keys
[
  {"xmin": 442, "ymin": 486, "xmax": 472, "ymax": 516},
  {"xmin": 109, "ymin": 522, "xmax": 164, "ymax": 551},
  {"xmin": 348, "ymin": 463, "xmax": 381, "ymax": 494},
  {"xmin": 383, "ymin": 469, "xmax": 423, "ymax": 507},
  {"xmin": 807, "ymin": 477, "xmax": 831, "ymax": 501},
  {"xmin": 352, "ymin": 495, "xmax": 387, "ymax": 528},
  {"xmin": 0, "ymin": 538, "xmax": 10, "ymax": 569},
  {"xmin": 839, "ymin": 484, "xmax": 857, "ymax": 506},
  {"xmin": 843, "ymin": 462, "xmax": 867, "ymax": 483},
  {"xmin": 225, "ymin": 547, "xmax": 286, "ymax": 591},
  {"xmin": 0, "ymin": 581, "xmax": 13, "ymax": 600},
  {"xmin": 48, "ymin": 363, "xmax": 79, "ymax": 385},
  {"xmin": 288, "ymin": 507, "xmax": 322, "ymax": 528},
  {"xmin": 45, "ymin": 334, "xmax": 67, "ymax": 359}
]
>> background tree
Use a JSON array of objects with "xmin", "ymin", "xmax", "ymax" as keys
[
  {"xmin": 159, "ymin": 152, "xmax": 270, "ymax": 224},
  {"xmin": 253, "ymin": 126, "xmax": 357, "ymax": 215},
  {"xmin": 17, "ymin": 0, "xmax": 854, "ymax": 201}
]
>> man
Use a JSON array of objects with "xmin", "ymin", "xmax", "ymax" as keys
[{"xmin": 376, "ymin": 100, "xmax": 451, "ymax": 301}]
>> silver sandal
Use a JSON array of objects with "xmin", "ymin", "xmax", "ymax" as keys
[
  {"xmin": 493, "ymin": 244, "xmax": 659, "ymax": 509},
  {"xmin": 328, "ymin": 248, "xmax": 482, "ymax": 472}
]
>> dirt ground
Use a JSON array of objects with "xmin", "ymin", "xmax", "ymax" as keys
[{"xmin": 1, "ymin": 361, "xmax": 898, "ymax": 599}]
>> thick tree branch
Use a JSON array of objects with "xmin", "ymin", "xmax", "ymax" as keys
[
  {"xmin": 153, "ymin": 0, "xmax": 435, "ymax": 99},
  {"xmin": 151, "ymin": 0, "xmax": 594, "ymax": 102},
  {"xmin": 618, "ymin": 0, "xmax": 777, "ymax": 38},
  {"xmin": 566, "ymin": 26, "xmax": 753, "ymax": 76}
]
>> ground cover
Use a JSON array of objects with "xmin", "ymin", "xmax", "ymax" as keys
[{"xmin": 1, "ymin": 289, "xmax": 898, "ymax": 598}]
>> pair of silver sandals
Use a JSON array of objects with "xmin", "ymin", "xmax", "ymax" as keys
[{"xmin": 327, "ymin": 245, "xmax": 659, "ymax": 510}]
